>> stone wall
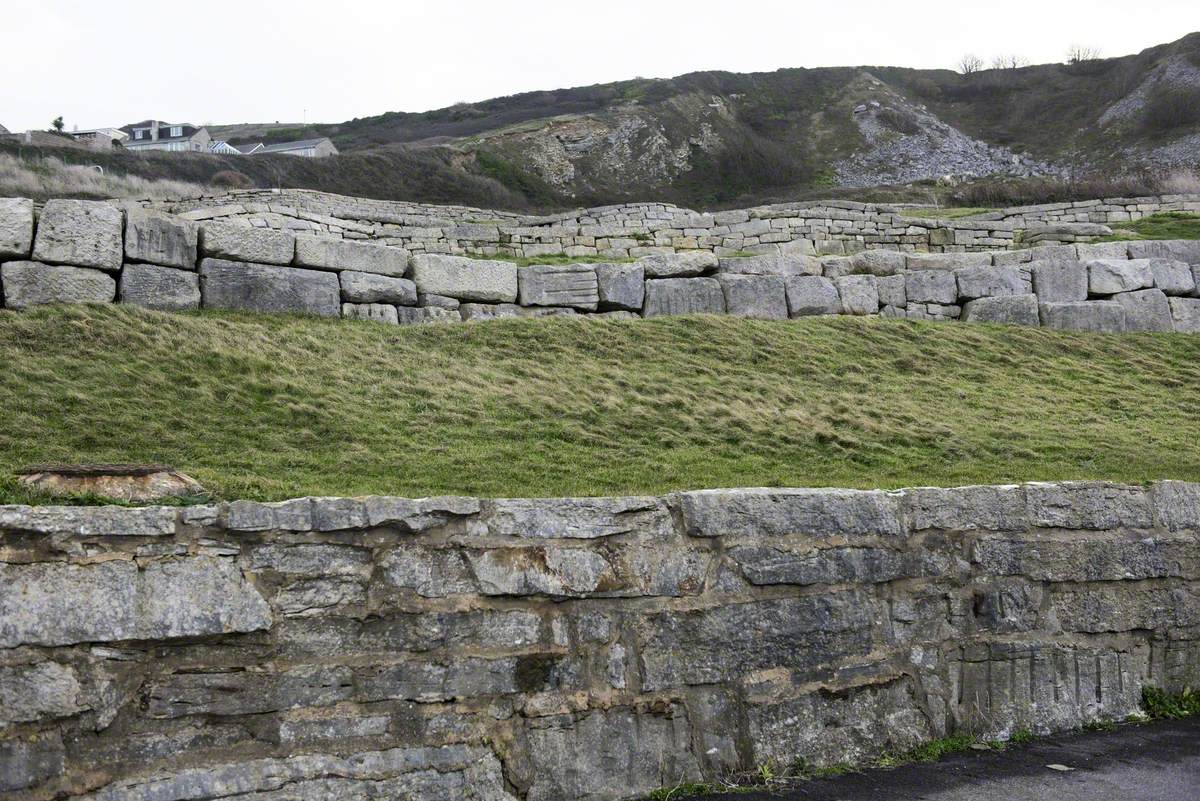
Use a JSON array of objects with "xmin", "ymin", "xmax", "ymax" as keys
[
  {"xmin": 2, "ymin": 482, "xmax": 1198, "ymax": 800},
  {"xmin": 4, "ymin": 197, "xmax": 1200, "ymax": 333}
]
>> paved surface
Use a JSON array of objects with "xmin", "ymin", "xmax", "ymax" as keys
[{"xmin": 688, "ymin": 718, "xmax": 1199, "ymax": 800}]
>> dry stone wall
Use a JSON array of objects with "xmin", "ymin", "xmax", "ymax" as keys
[
  {"xmin": 2, "ymin": 482, "xmax": 1198, "ymax": 800},
  {"xmin": 4, "ymin": 198, "xmax": 1200, "ymax": 334}
]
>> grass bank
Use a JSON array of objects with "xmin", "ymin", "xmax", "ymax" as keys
[
  {"xmin": 1103, "ymin": 211, "xmax": 1200, "ymax": 241},
  {"xmin": 2, "ymin": 305, "xmax": 1200, "ymax": 503}
]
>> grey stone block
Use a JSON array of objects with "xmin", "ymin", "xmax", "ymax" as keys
[
  {"xmin": 642, "ymin": 278, "xmax": 725, "ymax": 316},
  {"xmin": 1, "ymin": 262, "xmax": 116, "ymax": 309},
  {"xmin": 418, "ymin": 292, "xmax": 460, "ymax": 310},
  {"xmin": 410, "ymin": 254, "xmax": 518, "ymax": 302},
  {"xmin": 397, "ymin": 307, "xmax": 460, "ymax": 325},
  {"xmin": 834, "ymin": 275, "xmax": 879, "ymax": 315},
  {"xmin": 32, "ymin": 199, "xmax": 123, "ymax": 271},
  {"xmin": 200, "ymin": 223, "xmax": 295, "ymax": 266},
  {"xmin": 1038, "ymin": 301, "xmax": 1126, "ymax": 333},
  {"xmin": 962, "ymin": 294, "xmax": 1040, "ymax": 327},
  {"xmin": 0, "ymin": 732, "xmax": 63, "ymax": 792},
  {"xmin": 905, "ymin": 270, "xmax": 958, "ymax": 304},
  {"xmin": 119, "ymin": 263, "xmax": 200, "ymax": 311},
  {"xmin": 342, "ymin": 303, "xmax": 399, "ymax": 324},
  {"xmin": 1113, "ymin": 289, "xmax": 1174, "ymax": 332},
  {"xmin": 718, "ymin": 253, "xmax": 821, "ymax": 276},
  {"xmin": 639, "ymin": 251, "xmax": 718, "ymax": 277},
  {"xmin": 339, "ymin": 271, "xmax": 417, "ymax": 305},
  {"xmin": 717, "ymin": 274, "xmax": 788, "ymax": 319},
  {"xmin": 518, "ymin": 264, "xmax": 599, "ymax": 310},
  {"xmin": 955, "ymin": 266, "xmax": 1024, "ymax": 300},
  {"xmin": 1088, "ymin": 259, "xmax": 1154, "ymax": 295},
  {"xmin": 1168, "ymin": 297, "xmax": 1200, "ymax": 333},
  {"xmin": 1127, "ymin": 239, "xmax": 1200, "ymax": 264},
  {"xmin": 294, "ymin": 237, "xmax": 409, "ymax": 277},
  {"xmin": 595, "ymin": 263, "xmax": 644, "ymax": 311},
  {"xmin": 0, "ymin": 662, "xmax": 86, "ymax": 727},
  {"xmin": 785, "ymin": 276, "xmax": 841, "ymax": 317},
  {"xmin": 1031, "ymin": 260, "xmax": 1088, "ymax": 302},
  {"xmin": 124, "ymin": 209, "xmax": 198, "ymax": 270},
  {"xmin": 1149, "ymin": 259, "xmax": 1196, "ymax": 295},
  {"xmin": 876, "ymin": 274, "xmax": 907, "ymax": 308},
  {"xmin": 0, "ymin": 197, "xmax": 34, "ymax": 259},
  {"xmin": 1074, "ymin": 241, "xmax": 1130, "ymax": 261},
  {"xmin": 849, "ymin": 249, "xmax": 907, "ymax": 276},
  {"xmin": 199, "ymin": 258, "xmax": 340, "ymax": 317},
  {"xmin": 905, "ymin": 252, "xmax": 991, "ymax": 271}
]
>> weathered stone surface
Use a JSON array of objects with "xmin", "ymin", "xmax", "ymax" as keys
[
  {"xmin": 32, "ymin": 199, "xmax": 123, "ymax": 271},
  {"xmin": 717, "ymin": 274, "xmax": 788, "ymax": 319},
  {"xmin": 0, "ymin": 503, "xmax": 178, "ymax": 537},
  {"xmin": 903, "ymin": 484, "xmax": 1028, "ymax": 531},
  {"xmin": 1038, "ymin": 301, "xmax": 1125, "ymax": 333},
  {"xmin": 955, "ymin": 265, "xmax": 1024, "ymax": 300},
  {"xmin": 639, "ymin": 251, "xmax": 718, "ymax": 277},
  {"xmin": 480, "ymin": 497, "xmax": 671, "ymax": 539},
  {"xmin": 1150, "ymin": 481, "xmax": 1200, "ymax": 531},
  {"xmin": 459, "ymin": 302, "xmax": 521, "ymax": 321},
  {"xmin": 974, "ymin": 536, "xmax": 1194, "ymax": 582},
  {"xmin": 199, "ymin": 258, "xmax": 340, "ymax": 317},
  {"xmin": 398, "ymin": 306, "xmax": 460, "ymax": 324},
  {"xmin": 339, "ymin": 271, "xmax": 417, "ymax": 305},
  {"xmin": 119, "ymin": 263, "xmax": 201, "ymax": 311},
  {"xmin": 199, "ymin": 223, "xmax": 295, "ymax": 265},
  {"xmin": 1075, "ymin": 241, "xmax": 1130, "ymax": 261},
  {"xmin": 1024, "ymin": 482, "xmax": 1153, "ymax": 530},
  {"xmin": 342, "ymin": 302, "xmax": 399, "ymax": 324},
  {"xmin": 124, "ymin": 209, "xmax": 198, "ymax": 270},
  {"xmin": 876, "ymin": 273, "xmax": 907, "ymax": 308},
  {"xmin": 961, "ymin": 294, "xmax": 1040, "ymax": 326},
  {"xmin": 1031, "ymin": 260, "xmax": 1088, "ymax": 302},
  {"xmin": 0, "ymin": 662, "xmax": 86, "ymax": 726},
  {"xmin": 834, "ymin": 274, "xmax": 879, "ymax": 315},
  {"xmin": 16, "ymin": 466, "xmax": 205, "ymax": 504},
  {"xmin": 0, "ymin": 261, "xmax": 116, "ymax": 309},
  {"xmin": 849, "ymin": 249, "xmax": 907, "ymax": 276},
  {"xmin": 642, "ymin": 277, "xmax": 725, "ymax": 316},
  {"xmin": 718, "ymin": 253, "xmax": 821, "ymax": 276},
  {"xmin": 0, "ymin": 731, "xmax": 64, "ymax": 793},
  {"xmin": 1113, "ymin": 288, "xmax": 1173, "ymax": 332},
  {"xmin": 905, "ymin": 270, "xmax": 958, "ymax": 304},
  {"xmin": 1127, "ymin": 239, "xmax": 1200, "ymax": 264},
  {"xmin": 729, "ymin": 545, "xmax": 930, "ymax": 586},
  {"xmin": 0, "ymin": 197, "xmax": 35, "ymax": 259},
  {"xmin": 518, "ymin": 264, "xmax": 599, "ymax": 310},
  {"xmin": 785, "ymin": 275, "xmax": 840, "ymax": 316},
  {"xmin": 410, "ymin": 254, "xmax": 518, "ymax": 302},
  {"xmin": 1168, "ymin": 296, "xmax": 1200, "ymax": 333},
  {"xmin": 906, "ymin": 252, "xmax": 991, "ymax": 271},
  {"xmin": 418, "ymin": 292, "xmax": 460, "ymax": 310},
  {"xmin": 0, "ymin": 557, "xmax": 271, "ymax": 648},
  {"xmin": 363, "ymin": 495, "xmax": 481, "ymax": 530},
  {"xmin": 147, "ymin": 664, "xmax": 355, "ymax": 718},
  {"xmin": 294, "ymin": 237, "xmax": 409, "ymax": 277},
  {"xmin": 1088, "ymin": 258, "xmax": 1154, "ymax": 294},
  {"xmin": 1149, "ymin": 259, "xmax": 1196, "ymax": 295},
  {"xmin": 594, "ymin": 262, "xmax": 644, "ymax": 311},
  {"xmin": 678, "ymin": 488, "xmax": 903, "ymax": 539}
]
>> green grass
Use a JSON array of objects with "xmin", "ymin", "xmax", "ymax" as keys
[
  {"xmin": 3, "ymin": 305, "xmax": 1200, "ymax": 504},
  {"xmin": 1101, "ymin": 212, "xmax": 1200, "ymax": 241},
  {"xmin": 1142, "ymin": 687, "xmax": 1200, "ymax": 719},
  {"xmin": 898, "ymin": 207, "xmax": 997, "ymax": 220}
]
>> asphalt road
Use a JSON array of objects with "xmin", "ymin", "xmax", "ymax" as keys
[{"xmin": 687, "ymin": 718, "xmax": 1199, "ymax": 801}]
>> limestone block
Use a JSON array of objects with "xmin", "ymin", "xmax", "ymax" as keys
[
  {"xmin": 0, "ymin": 261, "xmax": 116, "ymax": 309},
  {"xmin": 1168, "ymin": 297, "xmax": 1200, "ymax": 333},
  {"xmin": 0, "ymin": 504, "xmax": 176, "ymax": 536},
  {"xmin": 905, "ymin": 252, "xmax": 991, "ymax": 271},
  {"xmin": 0, "ymin": 197, "xmax": 34, "ymax": 259},
  {"xmin": 294, "ymin": 237, "xmax": 409, "ymax": 277},
  {"xmin": 199, "ymin": 258, "xmax": 340, "ymax": 317},
  {"xmin": 0, "ymin": 663, "xmax": 87, "ymax": 726},
  {"xmin": 119, "ymin": 263, "xmax": 200, "ymax": 311},
  {"xmin": 1039, "ymin": 301, "xmax": 1126, "ymax": 332},
  {"xmin": 849, "ymin": 249, "xmax": 908, "ymax": 276},
  {"xmin": 595, "ymin": 262, "xmax": 644, "ymax": 311},
  {"xmin": 518, "ymin": 264, "xmax": 599, "ymax": 310},
  {"xmin": 1128, "ymin": 239, "xmax": 1200, "ymax": 264},
  {"xmin": 1075, "ymin": 241, "xmax": 1130, "ymax": 261},
  {"xmin": 1031, "ymin": 260, "xmax": 1087, "ymax": 302},
  {"xmin": 410, "ymin": 254, "xmax": 518, "ymax": 302},
  {"xmin": 902, "ymin": 484, "xmax": 1028, "ymax": 532},
  {"xmin": 642, "ymin": 277, "xmax": 725, "ymax": 316},
  {"xmin": 481, "ymin": 496, "xmax": 672, "ymax": 539},
  {"xmin": 905, "ymin": 270, "xmax": 958, "ymax": 304},
  {"xmin": 955, "ymin": 265, "xmax": 1024, "ymax": 300},
  {"xmin": 1024, "ymin": 481, "xmax": 1153, "ymax": 530},
  {"xmin": 717, "ymin": 253, "xmax": 821, "ymax": 276},
  {"xmin": 638, "ymin": 251, "xmax": 718, "ymax": 278},
  {"xmin": 1113, "ymin": 289, "xmax": 1174, "ymax": 332},
  {"xmin": 0, "ymin": 732, "xmax": 64, "ymax": 793},
  {"xmin": 1088, "ymin": 258, "xmax": 1154, "ymax": 295},
  {"xmin": 418, "ymin": 292, "xmax": 460, "ymax": 310},
  {"xmin": 124, "ymin": 209, "xmax": 198, "ymax": 270},
  {"xmin": 1149, "ymin": 259, "xmax": 1196, "ymax": 295},
  {"xmin": 834, "ymin": 274, "xmax": 879, "ymax": 315},
  {"xmin": 343, "ymin": 303, "xmax": 399, "ymax": 324},
  {"xmin": 785, "ymin": 275, "xmax": 840, "ymax": 316},
  {"xmin": 962, "ymin": 294, "xmax": 1040, "ymax": 327},
  {"xmin": 200, "ymin": 223, "xmax": 295, "ymax": 265},
  {"xmin": 397, "ymin": 306, "xmax": 460, "ymax": 325},
  {"xmin": 339, "ymin": 271, "xmax": 417, "ymax": 305},
  {"xmin": 717, "ymin": 274, "xmax": 788, "ymax": 319},
  {"xmin": 32, "ymin": 199, "xmax": 123, "ymax": 271},
  {"xmin": 677, "ymin": 487, "xmax": 903, "ymax": 539},
  {"xmin": 876, "ymin": 274, "xmax": 907, "ymax": 308}
]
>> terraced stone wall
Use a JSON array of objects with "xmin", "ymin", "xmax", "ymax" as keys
[{"xmin": 2, "ymin": 482, "xmax": 1198, "ymax": 800}]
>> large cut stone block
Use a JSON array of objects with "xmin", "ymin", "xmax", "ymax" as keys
[
  {"xmin": 0, "ymin": 557, "xmax": 271, "ymax": 648},
  {"xmin": 849, "ymin": 249, "xmax": 907, "ymax": 276},
  {"xmin": 199, "ymin": 258, "xmax": 340, "ymax": 317},
  {"xmin": 1168, "ymin": 297, "xmax": 1200, "ymax": 333},
  {"xmin": 905, "ymin": 269, "xmax": 958, "ymax": 303},
  {"xmin": 200, "ymin": 223, "xmax": 295, "ymax": 265},
  {"xmin": 0, "ymin": 197, "xmax": 34, "ymax": 259},
  {"xmin": 638, "ymin": 251, "xmax": 718, "ymax": 277},
  {"xmin": 1127, "ymin": 239, "xmax": 1200, "ymax": 265},
  {"xmin": 834, "ymin": 274, "xmax": 879, "ymax": 315},
  {"xmin": 343, "ymin": 302, "xmax": 399, "ymax": 324},
  {"xmin": 678, "ymin": 487, "xmax": 904, "ymax": 539},
  {"xmin": 1113, "ymin": 288, "xmax": 1173, "ymax": 332},
  {"xmin": 339, "ymin": 271, "xmax": 417, "ymax": 305},
  {"xmin": 1031, "ymin": 260, "xmax": 1087, "ymax": 302},
  {"xmin": 642, "ymin": 277, "xmax": 725, "ymax": 316},
  {"xmin": 718, "ymin": 274, "xmax": 788, "ymax": 319},
  {"xmin": 595, "ymin": 262, "xmax": 644, "ymax": 311},
  {"xmin": 718, "ymin": 253, "xmax": 821, "ymax": 276},
  {"xmin": 955, "ymin": 265, "xmax": 1024, "ymax": 300},
  {"xmin": 294, "ymin": 237, "xmax": 409, "ymax": 276},
  {"xmin": 1148, "ymin": 259, "xmax": 1196, "ymax": 295},
  {"xmin": 785, "ymin": 275, "xmax": 840, "ymax": 316},
  {"xmin": 1088, "ymin": 258, "xmax": 1154, "ymax": 295},
  {"xmin": 119, "ymin": 263, "xmax": 200, "ymax": 311},
  {"xmin": 1, "ymin": 261, "xmax": 116, "ymax": 309},
  {"xmin": 962, "ymin": 294, "xmax": 1040, "ymax": 326},
  {"xmin": 1038, "ymin": 301, "xmax": 1125, "ymax": 333},
  {"xmin": 518, "ymin": 263, "xmax": 599, "ymax": 309},
  {"xmin": 397, "ymin": 306, "xmax": 461, "ymax": 325},
  {"xmin": 876, "ymin": 274, "xmax": 907, "ymax": 308},
  {"xmin": 410, "ymin": 254, "xmax": 518, "ymax": 302},
  {"xmin": 124, "ymin": 209, "xmax": 198, "ymax": 270},
  {"xmin": 32, "ymin": 199, "xmax": 123, "ymax": 271},
  {"xmin": 905, "ymin": 252, "xmax": 991, "ymax": 271}
]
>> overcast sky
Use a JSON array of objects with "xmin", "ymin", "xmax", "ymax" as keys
[{"xmin": 3, "ymin": 1, "xmax": 1195, "ymax": 132}]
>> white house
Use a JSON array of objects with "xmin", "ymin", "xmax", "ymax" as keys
[{"xmin": 121, "ymin": 120, "xmax": 211, "ymax": 153}]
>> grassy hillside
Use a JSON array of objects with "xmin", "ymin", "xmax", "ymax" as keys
[{"xmin": 3, "ymin": 305, "xmax": 1199, "ymax": 504}]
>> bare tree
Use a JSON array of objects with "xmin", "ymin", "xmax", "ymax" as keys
[
  {"xmin": 958, "ymin": 54, "xmax": 984, "ymax": 75},
  {"xmin": 991, "ymin": 55, "xmax": 1030, "ymax": 70},
  {"xmin": 1066, "ymin": 45, "xmax": 1102, "ymax": 64}
]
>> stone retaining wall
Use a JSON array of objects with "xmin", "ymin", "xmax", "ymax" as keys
[
  {"xmin": 4, "ymin": 198, "xmax": 1200, "ymax": 333},
  {"xmin": 2, "ymin": 482, "xmax": 1198, "ymax": 800}
]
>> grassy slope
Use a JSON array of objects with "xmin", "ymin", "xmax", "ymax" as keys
[
  {"xmin": 1103, "ymin": 212, "xmax": 1200, "ymax": 241},
  {"xmin": 3, "ymin": 305, "xmax": 1199, "ymax": 503}
]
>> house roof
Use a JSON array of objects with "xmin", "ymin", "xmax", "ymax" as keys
[
  {"xmin": 235, "ymin": 142, "xmax": 265, "ymax": 154},
  {"xmin": 120, "ymin": 121, "xmax": 205, "ymax": 143},
  {"xmin": 259, "ymin": 138, "xmax": 331, "ymax": 153},
  {"xmin": 0, "ymin": 123, "xmax": 9, "ymax": 135}
]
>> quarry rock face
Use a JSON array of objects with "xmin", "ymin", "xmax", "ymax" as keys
[
  {"xmin": 119, "ymin": 263, "xmax": 201, "ymax": 311},
  {"xmin": 0, "ymin": 261, "xmax": 116, "ymax": 308},
  {"xmin": 0, "ymin": 197, "xmax": 34, "ymax": 259},
  {"xmin": 124, "ymin": 209, "xmax": 198, "ymax": 270},
  {"xmin": 410, "ymin": 254, "xmax": 519, "ymax": 302},
  {"xmin": 199, "ymin": 258, "xmax": 340, "ymax": 316},
  {"xmin": 32, "ymin": 199, "xmax": 123, "ymax": 271}
]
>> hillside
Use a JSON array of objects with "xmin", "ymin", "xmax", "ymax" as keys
[{"xmin": 3, "ymin": 305, "xmax": 1200, "ymax": 504}]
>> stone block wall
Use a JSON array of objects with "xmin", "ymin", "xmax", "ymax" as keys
[{"xmin": 1, "ymin": 482, "xmax": 1198, "ymax": 800}]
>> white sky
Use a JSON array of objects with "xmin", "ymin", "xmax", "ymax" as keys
[{"xmin": 3, "ymin": 1, "xmax": 1195, "ymax": 132}]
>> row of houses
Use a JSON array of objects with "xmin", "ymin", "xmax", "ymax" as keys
[{"xmin": 66, "ymin": 120, "xmax": 338, "ymax": 158}]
